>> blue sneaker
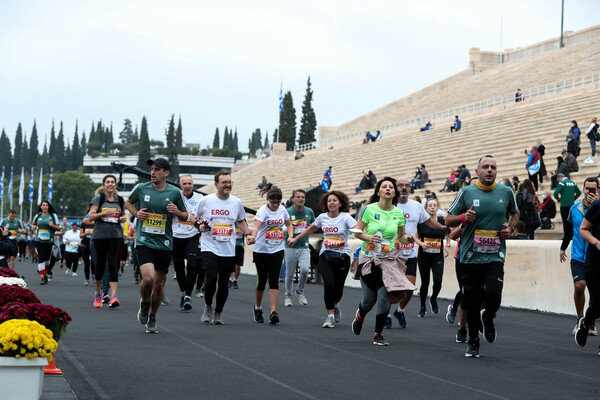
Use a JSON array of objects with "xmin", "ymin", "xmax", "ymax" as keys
[
  {"xmin": 383, "ymin": 316, "xmax": 392, "ymax": 329},
  {"xmin": 179, "ymin": 296, "xmax": 185, "ymax": 311},
  {"xmin": 183, "ymin": 296, "xmax": 192, "ymax": 311},
  {"xmin": 393, "ymin": 309, "xmax": 407, "ymax": 328}
]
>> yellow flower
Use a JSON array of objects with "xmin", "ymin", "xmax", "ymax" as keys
[{"xmin": 0, "ymin": 320, "xmax": 58, "ymax": 361}]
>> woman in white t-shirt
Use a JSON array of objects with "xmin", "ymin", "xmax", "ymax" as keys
[
  {"xmin": 63, "ymin": 222, "xmax": 82, "ymax": 277},
  {"xmin": 247, "ymin": 184, "xmax": 293, "ymax": 325},
  {"xmin": 289, "ymin": 190, "xmax": 356, "ymax": 328}
]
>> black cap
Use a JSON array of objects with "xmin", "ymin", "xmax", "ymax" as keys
[
  {"xmin": 71, "ymin": 222, "xmax": 78, "ymax": 226},
  {"xmin": 147, "ymin": 158, "xmax": 171, "ymax": 171}
]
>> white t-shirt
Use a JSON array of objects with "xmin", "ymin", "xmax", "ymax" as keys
[
  {"xmin": 173, "ymin": 192, "xmax": 203, "ymax": 239},
  {"xmin": 314, "ymin": 212, "xmax": 356, "ymax": 256},
  {"xmin": 63, "ymin": 230, "xmax": 82, "ymax": 253},
  {"xmin": 195, "ymin": 193, "xmax": 247, "ymax": 257},
  {"xmin": 396, "ymin": 199, "xmax": 430, "ymax": 258},
  {"xmin": 253, "ymin": 204, "xmax": 290, "ymax": 254}
]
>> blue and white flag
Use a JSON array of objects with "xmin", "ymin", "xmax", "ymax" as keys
[
  {"xmin": 0, "ymin": 166, "xmax": 4, "ymax": 201},
  {"xmin": 37, "ymin": 168, "xmax": 43, "ymax": 205},
  {"xmin": 28, "ymin": 168, "xmax": 34, "ymax": 203},
  {"xmin": 279, "ymin": 82, "xmax": 283, "ymax": 114},
  {"xmin": 8, "ymin": 167, "xmax": 13, "ymax": 205},
  {"xmin": 18, "ymin": 167, "xmax": 24, "ymax": 206},
  {"xmin": 47, "ymin": 169, "xmax": 53, "ymax": 203}
]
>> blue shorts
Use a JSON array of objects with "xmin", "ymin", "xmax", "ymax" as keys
[{"xmin": 570, "ymin": 259, "xmax": 586, "ymax": 283}]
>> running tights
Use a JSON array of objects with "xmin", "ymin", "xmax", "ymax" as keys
[
  {"xmin": 93, "ymin": 238, "xmax": 120, "ymax": 282},
  {"xmin": 584, "ymin": 266, "xmax": 600, "ymax": 327},
  {"xmin": 418, "ymin": 256, "xmax": 444, "ymax": 308},
  {"xmin": 318, "ymin": 253, "xmax": 350, "ymax": 310}
]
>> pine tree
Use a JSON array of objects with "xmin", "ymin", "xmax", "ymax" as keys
[
  {"xmin": 0, "ymin": 129, "xmax": 12, "ymax": 169},
  {"xmin": 165, "ymin": 115, "xmax": 179, "ymax": 178},
  {"xmin": 80, "ymin": 131, "xmax": 87, "ymax": 159},
  {"xmin": 175, "ymin": 116, "xmax": 183, "ymax": 148},
  {"xmin": 119, "ymin": 119, "xmax": 134, "ymax": 144},
  {"xmin": 212, "ymin": 128, "xmax": 220, "ymax": 149},
  {"xmin": 278, "ymin": 91, "xmax": 296, "ymax": 150},
  {"xmin": 29, "ymin": 121, "xmax": 39, "ymax": 167},
  {"xmin": 13, "ymin": 123, "xmax": 23, "ymax": 171},
  {"xmin": 166, "ymin": 115, "xmax": 176, "ymax": 150},
  {"xmin": 233, "ymin": 128, "xmax": 239, "ymax": 151},
  {"xmin": 133, "ymin": 126, "xmax": 139, "ymax": 142},
  {"xmin": 56, "ymin": 122, "xmax": 66, "ymax": 171},
  {"xmin": 137, "ymin": 117, "xmax": 151, "ymax": 171},
  {"xmin": 72, "ymin": 122, "xmax": 81, "ymax": 170},
  {"xmin": 298, "ymin": 76, "xmax": 317, "ymax": 145},
  {"xmin": 223, "ymin": 126, "xmax": 230, "ymax": 150},
  {"xmin": 65, "ymin": 143, "xmax": 72, "ymax": 171},
  {"xmin": 21, "ymin": 139, "xmax": 29, "ymax": 171},
  {"xmin": 48, "ymin": 121, "xmax": 56, "ymax": 156},
  {"xmin": 264, "ymin": 131, "xmax": 270, "ymax": 149}
]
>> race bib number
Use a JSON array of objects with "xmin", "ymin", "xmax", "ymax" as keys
[
  {"xmin": 70, "ymin": 243, "xmax": 80, "ymax": 251},
  {"xmin": 178, "ymin": 219, "xmax": 195, "ymax": 231},
  {"xmin": 265, "ymin": 227, "xmax": 284, "ymax": 245},
  {"xmin": 473, "ymin": 229, "xmax": 500, "ymax": 253},
  {"xmin": 142, "ymin": 213, "xmax": 167, "ymax": 234},
  {"xmin": 101, "ymin": 207, "xmax": 120, "ymax": 223},
  {"xmin": 235, "ymin": 227, "xmax": 243, "ymax": 239},
  {"xmin": 212, "ymin": 222, "xmax": 233, "ymax": 242},
  {"xmin": 9, "ymin": 230, "xmax": 17, "ymax": 238},
  {"xmin": 423, "ymin": 237, "xmax": 442, "ymax": 254},
  {"xmin": 364, "ymin": 239, "xmax": 391, "ymax": 258},
  {"xmin": 38, "ymin": 229, "xmax": 50, "ymax": 241},
  {"xmin": 396, "ymin": 241, "xmax": 414, "ymax": 256},
  {"xmin": 85, "ymin": 228, "xmax": 94, "ymax": 236},
  {"xmin": 323, "ymin": 235, "xmax": 345, "ymax": 249},
  {"xmin": 293, "ymin": 219, "xmax": 307, "ymax": 235}
]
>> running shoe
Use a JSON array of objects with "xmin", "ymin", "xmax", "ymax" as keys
[
  {"xmin": 183, "ymin": 296, "xmax": 192, "ymax": 311},
  {"xmin": 40, "ymin": 275, "xmax": 45, "ymax": 285},
  {"xmin": 393, "ymin": 309, "xmax": 407, "ymax": 328},
  {"xmin": 575, "ymin": 318, "xmax": 589, "ymax": 347},
  {"xmin": 429, "ymin": 298, "xmax": 439, "ymax": 314},
  {"xmin": 65, "ymin": 268, "xmax": 71, "ymax": 275},
  {"xmin": 465, "ymin": 338, "xmax": 480, "ymax": 358},
  {"xmin": 161, "ymin": 296, "xmax": 170, "ymax": 306},
  {"xmin": 352, "ymin": 309, "xmax": 364, "ymax": 335},
  {"xmin": 201, "ymin": 306, "xmax": 213, "ymax": 323},
  {"xmin": 94, "ymin": 293, "xmax": 102, "ymax": 308},
  {"xmin": 334, "ymin": 307, "xmax": 341, "ymax": 323},
  {"xmin": 373, "ymin": 334, "xmax": 389, "ymax": 346},
  {"xmin": 383, "ymin": 316, "xmax": 392, "ymax": 329},
  {"xmin": 84, "ymin": 280, "xmax": 89, "ymax": 286},
  {"xmin": 446, "ymin": 304, "xmax": 456, "ymax": 324},
  {"xmin": 145, "ymin": 314, "xmax": 158, "ymax": 334},
  {"xmin": 284, "ymin": 296, "xmax": 293, "ymax": 307},
  {"xmin": 213, "ymin": 313, "xmax": 224, "ymax": 325},
  {"xmin": 195, "ymin": 289, "xmax": 203, "ymax": 298},
  {"xmin": 179, "ymin": 296, "xmax": 185, "ymax": 311},
  {"xmin": 480, "ymin": 309, "xmax": 496, "ymax": 343},
  {"xmin": 108, "ymin": 296, "xmax": 120, "ymax": 308},
  {"xmin": 44, "ymin": 274, "xmax": 50, "ymax": 283},
  {"xmin": 137, "ymin": 300, "xmax": 150, "ymax": 324},
  {"xmin": 228, "ymin": 280, "xmax": 233, "ymax": 289},
  {"xmin": 254, "ymin": 307, "xmax": 264, "ymax": 323},
  {"xmin": 296, "ymin": 290, "xmax": 308, "ymax": 306},
  {"xmin": 269, "ymin": 311, "xmax": 279, "ymax": 325},
  {"xmin": 102, "ymin": 294, "xmax": 110, "ymax": 304},
  {"xmin": 72, "ymin": 272, "xmax": 78, "ymax": 277},
  {"xmin": 417, "ymin": 307, "xmax": 426, "ymax": 318},
  {"xmin": 232, "ymin": 280, "xmax": 239, "ymax": 289},
  {"xmin": 456, "ymin": 327, "xmax": 467, "ymax": 343},
  {"xmin": 589, "ymin": 323, "xmax": 598, "ymax": 336},
  {"xmin": 322, "ymin": 316, "xmax": 335, "ymax": 328},
  {"xmin": 572, "ymin": 321, "xmax": 579, "ymax": 335}
]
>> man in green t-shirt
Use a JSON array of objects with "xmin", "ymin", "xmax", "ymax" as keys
[
  {"xmin": 554, "ymin": 173, "xmax": 582, "ymax": 251},
  {"xmin": 1, "ymin": 209, "xmax": 24, "ymax": 269},
  {"xmin": 283, "ymin": 189, "xmax": 315, "ymax": 306},
  {"xmin": 126, "ymin": 158, "xmax": 188, "ymax": 333},
  {"xmin": 447, "ymin": 155, "xmax": 519, "ymax": 358}
]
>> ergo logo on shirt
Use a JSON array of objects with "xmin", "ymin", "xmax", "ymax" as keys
[
  {"xmin": 212, "ymin": 209, "xmax": 230, "ymax": 216},
  {"xmin": 267, "ymin": 219, "xmax": 283, "ymax": 225},
  {"xmin": 323, "ymin": 227, "xmax": 339, "ymax": 233}
]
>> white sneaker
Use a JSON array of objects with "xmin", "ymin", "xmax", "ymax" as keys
[
  {"xmin": 284, "ymin": 296, "xmax": 292, "ymax": 307},
  {"xmin": 84, "ymin": 280, "xmax": 89, "ymax": 286},
  {"xmin": 65, "ymin": 268, "xmax": 71, "ymax": 275},
  {"xmin": 590, "ymin": 323, "xmax": 598, "ymax": 336},
  {"xmin": 322, "ymin": 316, "xmax": 335, "ymax": 328},
  {"xmin": 72, "ymin": 272, "xmax": 78, "ymax": 277},
  {"xmin": 572, "ymin": 322, "xmax": 579, "ymax": 335},
  {"xmin": 296, "ymin": 291, "xmax": 308, "ymax": 306}
]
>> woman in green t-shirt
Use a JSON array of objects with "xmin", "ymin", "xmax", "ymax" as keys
[
  {"xmin": 352, "ymin": 177, "xmax": 415, "ymax": 346},
  {"xmin": 32, "ymin": 201, "xmax": 60, "ymax": 285}
]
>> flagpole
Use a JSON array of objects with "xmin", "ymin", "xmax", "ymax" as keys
[
  {"xmin": 8, "ymin": 167, "xmax": 13, "ymax": 211},
  {"xmin": 0, "ymin": 166, "xmax": 4, "ymax": 220},
  {"xmin": 29, "ymin": 167, "xmax": 34, "ymax": 222}
]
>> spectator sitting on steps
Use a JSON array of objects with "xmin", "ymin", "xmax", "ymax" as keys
[
  {"xmin": 257, "ymin": 176, "xmax": 267, "ymax": 190},
  {"xmin": 450, "ymin": 115, "xmax": 461, "ymax": 132},
  {"xmin": 354, "ymin": 170, "xmax": 377, "ymax": 195},
  {"xmin": 508, "ymin": 221, "xmax": 530, "ymax": 240},
  {"xmin": 410, "ymin": 164, "xmax": 429, "ymax": 193},
  {"xmin": 363, "ymin": 131, "xmax": 382, "ymax": 144},
  {"xmin": 540, "ymin": 191, "xmax": 557, "ymax": 221},
  {"xmin": 562, "ymin": 149, "xmax": 579, "ymax": 173},
  {"xmin": 420, "ymin": 122, "xmax": 432, "ymax": 132}
]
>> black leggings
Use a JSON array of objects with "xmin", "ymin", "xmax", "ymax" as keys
[
  {"xmin": 65, "ymin": 252, "xmax": 79, "ymax": 273},
  {"xmin": 461, "ymin": 262, "xmax": 503, "ymax": 341},
  {"xmin": 35, "ymin": 242, "xmax": 53, "ymax": 264},
  {"xmin": 93, "ymin": 238, "xmax": 121, "ymax": 282},
  {"xmin": 18, "ymin": 241, "xmax": 27, "ymax": 259},
  {"xmin": 318, "ymin": 252, "xmax": 350, "ymax": 310},
  {"xmin": 418, "ymin": 254, "xmax": 444, "ymax": 308},
  {"xmin": 358, "ymin": 266, "xmax": 389, "ymax": 334},
  {"xmin": 453, "ymin": 258, "xmax": 465, "ymax": 311},
  {"xmin": 253, "ymin": 251, "xmax": 284, "ymax": 291},
  {"xmin": 202, "ymin": 251, "xmax": 235, "ymax": 313},
  {"xmin": 79, "ymin": 245, "xmax": 94, "ymax": 280},
  {"xmin": 584, "ymin": 266, "xmax": 600, "ymax": 326},
  {"xmin": 173, "ymin": 236, "xmax": 200, "ymax": 296}
]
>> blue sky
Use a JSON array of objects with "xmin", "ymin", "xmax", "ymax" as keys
[{"xmin": 1, "ymin": 0, "xmax": 598, "ymax": 152}]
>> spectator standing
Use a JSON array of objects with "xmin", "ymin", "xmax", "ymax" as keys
[
  {"xmin": 516, "ymin": 179, "xmax": 540, "ymax": 239},
  {"xmin": 450, "ymin": 116, "xmax": 462, "ymax": 132},
  {"xmin": 584, "ymin": 117, "xmax": 599, "ymax": 157},
  {"xmin": 525, "ymin": 146, "xmax": 541, "ymax": 191},
  {"xmin": 536, "ymin": 141, "xmax": 548, "ymax": 185},
  {"xmin": 554, "ymin": 173, "xmax": 582, "ymax": 248},
  {"xmin": 515, "ymin": 89, "xmax": 524, "ymax": 103},
  {"xmin": 511, "ymin": 176, "xmax": 520, "ymax": 192},
  {"xmin": 568, "ymin": 121, "xmax": 581, "ymax": 143}
]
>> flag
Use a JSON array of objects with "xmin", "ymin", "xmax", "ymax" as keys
[
  {"xmin": 8, "ymin": 167, "xmax": 13, "ymax": 208},
  {"xmin": 0, "ymin": 166, "xmax": 4, "ymax": 201},
  {"xmin": 28, "ymin": 168, "xmax": 34, "ymax": 203},
  {"xmin": 37, "ymin": 168, "xmax": 43, "ymax": 205},
  {"xmin": 47, "ymin": 169, "xmax": 53, "ymax": 203},
  {"xmin": 279, "ymin": 82, "xmax": 283, "ymax": 114},
  {"xmin": 18, "ymin": 167, "xmax": 24, "ymax": 206}
]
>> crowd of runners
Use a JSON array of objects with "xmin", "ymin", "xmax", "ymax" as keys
[{"xmin": 5, "ymin": 155, "xmax": 600, "ymax": 358}]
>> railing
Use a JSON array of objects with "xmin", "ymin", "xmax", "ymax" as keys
[
  {"xmin": 294, "ymin": 141, "xmax": 318, "ymax": 152},
  {"xmin": 314, "ymin": 70, "xmax": 600, "ymax": 149}
]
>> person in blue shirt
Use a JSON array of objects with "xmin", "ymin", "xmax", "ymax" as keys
[
  {"xmin": 323, "ymin": 166, "xmax": 332, "ymax": 188},
  {"xmin": 450, "ymin": 115, "xmax": 462, "ymax": 133}
]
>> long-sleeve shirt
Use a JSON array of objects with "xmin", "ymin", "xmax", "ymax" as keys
[{"xmin": 553, "ymin": 178, "xmax": 582, "ymax": 207}]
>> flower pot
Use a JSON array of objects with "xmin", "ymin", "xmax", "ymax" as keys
[{"xmin": 0, "ymin": 357, "xmax": 48, "ymax": 400}]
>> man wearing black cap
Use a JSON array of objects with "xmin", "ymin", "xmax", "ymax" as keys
[{"xmin": 126, "ymin": 158, "xmax": 188, "ymax": 333}]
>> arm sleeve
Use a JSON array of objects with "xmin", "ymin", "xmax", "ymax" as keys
[
  {"xmin": 314, "ymin": 214, "xmax": 323, "ymax": 228},
  {"xmin": 553, "ymin": 184, "xmax": 562, "ymax": 201},
  {"xmin": 236, "ymin": 201, "xmax": 247, "ymax": 223},
  {"xmin": 585, "ymin": 123, "xmax": 594, "ymax": 135},
  {"xmin": 90, "ymin": 194, "xmax": 100, "ymax": 207},
  {"xmin": 447, "ymin": 189, "xmax": 465, "ymax": 215},
  {"xmin": 128, "ymin": 184, "xmax": 140, "ymax": 204},
  {"xmin": 255, "ymin": 206, "xmax": 265, "ymax": 223},
  {"xmin": 561, "ymin": 208, "xmax": 574, "ymax": 251},
  {"xmin": 574, "ymin": 185, "xmax": 582, "ymax": 200}
]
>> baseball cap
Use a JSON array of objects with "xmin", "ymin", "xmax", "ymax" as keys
[{"xmin": 147, "ymin": 158, "xmax": 171, "ymax": 171}]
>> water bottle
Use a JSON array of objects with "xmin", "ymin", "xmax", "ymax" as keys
[{"xmin": 374, "ymin": 229, "xmax": 382, "ymax": 253}]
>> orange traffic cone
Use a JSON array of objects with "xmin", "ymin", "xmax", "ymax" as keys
[{"xmin": 44, "ymin": 354, "xmax": 63, "ymax": 375}]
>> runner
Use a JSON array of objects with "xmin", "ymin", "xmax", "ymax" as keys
[
  {"xmin": 89, "ymin": 175, "xmax": 127, "ymax": 309},
  {"xmin": 283, "ymin": 189, "xmax": 315, "ymax": 307},
  {"xmin": 126, "ymin": 158, "xmax": 187, "ymax": 333},
  {"xmin": 350, "ymin": 177, "xmax": 415, "ymax": 345},
  {"xmin": 17, "ymin": 221, "xmax": 28, "ymax": 261},
  {"xmin": 247, "ymin": 183, "xmax": 293, "ymax": 325},
  {"xmin": 58, "ymin": 216, "xmax": 69, "ymax": 267},
  {"xmin": 79, "ymin": 210, "xmax": 95, "ymax": 286},
  {"xmin": 194, "ymin": 170, "xmax": 250, "ymax": 325},
  {"xmin": 447, "ymin": 155, "xmax": 519, "ymax": 358},
  {"xmin": 414, "ymin": 198, "xmax": 449, "ymax": 317},
  {"xmin": 229, "ymin": 221, "xmax": 245, "ymax": 289},
  {"xmin": 63, "ymin": 222, "xmax": 82, "ymax": 277},
  {"xmin": 31, "ymin": 201, "xmax": 60, "ymax": 284},
  {"xmin": 560, "ymin": 177, "xmax": 600, "ymax": 335},
  {"xmin": 172, "ymin": 175, "xmax": 203, "ymax": 311},
  {"xmin": 289, "ymin": 190, "xmax": 356, "ymax": 328},
  {"xmin": 390, "ymin": 177, "xmax": 447, "ymax": 328},
  {"xmin": 0, "ymin": 209, "xmax": 25, "ymax": 269}
]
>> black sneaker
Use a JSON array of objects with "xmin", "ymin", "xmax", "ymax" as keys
[
  {"xmin": 145, "ymin": 314, "xmax": 158, "ymax": 334},
  {"xmin": 232, "ymin": 280, "xmax": 239, "ymax": 289},
  {"xmin": 269, "ymin": 311, "xmax": 279, "ymax": 325},
  {"xmin": 446, "ymin": 304, "xmax": 457, "ymax": 324},
  {"xmin": 575, "ymin": 318, "xmax": 589, "ymax": 347},
  {"xmin": 393, "ymin": 309, "xmax": 407, "ymax": 328},
  {"xmin": 384, "ymin": 316, "xmax": 392, "ymax": 329},
  {"xmin": 373, "ymin": 334, "xmax": 390, "ymax": 346},
  {"xmin": 228, "ymin": 280, "xmax": 233, "ymax": 289},
  {"xmin": 417, "ymin": 307, "xmax": 426, "ymax": 318},
  {"xmin": 137, "ymin": 300, "xmax": 150, "ymax": 325},
  {"xmin": 253, "ymin": 307, "xmax": 264, "ymax": 323},
  {"xmin": 429, "ymin": 298, "xmax": 439, "ymax": 314},
  {"xmin": 102, "ymin": 294, "xmax": 110, "ymax": 304},
  {"xmin": 182, "ymin": 296, "xmax": 192, "ymax": 311},
  {"xmin": 456, "ymin": 327, "xmax": 467, "ymax": 343},
  {"xmin": 465, "ymin": 338, "xmax": 480, "ymax": 358},
  {"xmin": 480, "ymin": 309, "xmax": 496, "ymax": 343},
  {"xmin": 352, "ymin": 309, "xmax": 364, "ymax": 336},
  {"xmin": 179, "ymin": 296, "xmax": 185, "ymax": 311}
]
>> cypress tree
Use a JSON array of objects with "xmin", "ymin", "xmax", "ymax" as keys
[
  {"xmin": 264, "ymin": 131, "xmax": 270, "ymax": 149},
  {"xmin": 223, "ymin": 126, "xmax": 230, "ymax": 150},
  {"xmin": 89, "ymin": 122, "xmax": 96, "ymax": 145},
  {"xmin": 14, "ymin": 123, "xmax": 23, "ymax": 170},
  {"xmin": 137, "ymin": 116, "xmax": 151, "ymax": 171},
  {"xmin": 165, "ymin": 115, "xmax": 179, "ymax": 178},
  {"xmin": 49, "ymin": 121, "xmax": 56, "ymax": 156},
  {"xmin": 176, "ymin": 116, "xmax": 183, "ymax": 148},
  {"xmin": 80, "ymin": 131, "xmax": 87, "ymax": 158},
  {"xmin": 212, "ymin": 128, "xmax": 220, "ymax": 149},
  {"xmin": 298, "ymin": 76, "xmax": 317, "ymax": 145},
  {"xmin": 56, "ymin": 122, "xmax": 66, "ymax": 171},
  {"xmin": 278, "ymin": 91, "xmax": 296, "ymax": 150},
  {"xmin": 0, "ymin": 129, "xmax": 12, "ymax": 169},
  {"xmin": 233, "ymin": 128, "xmax": 239, "ymax": 152},
  {"xmin": 166, "ymin": 115, "xmax": 175, "ymax": 150},
  {"xmin": 72, "ymin": 122, "xmax": 81, "ymax": 170},
  {"xmin": 29, "ymin": 121, "xmax": 39, "ymax": 167},
  {"xmin": 21, "ymin": 139, "xmax": 29, "ymax": 171},
  {"xmin": 65, "ymin": 144, "xmax": 72, "ymax": 170}
]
